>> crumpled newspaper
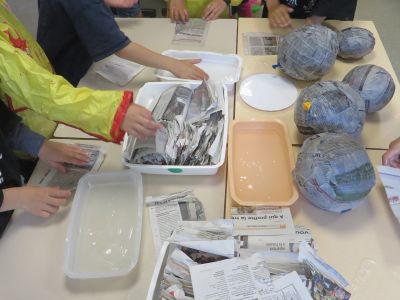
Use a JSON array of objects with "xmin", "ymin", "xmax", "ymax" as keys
[{"xmin": 126, "ymin": 81, "xmax": 225, "ymax": 166}]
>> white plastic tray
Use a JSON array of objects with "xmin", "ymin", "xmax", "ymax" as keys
[
  {"xmin": 155, "ymin": 50, "xmax": 242, "ymax": 91},
  {"xmin": 122, "ymin": 81, "xmax": 229, "ymax": 175},
  {"xmin": 64, "ymin": 171, "xmax": 143, "ymax": 279}
]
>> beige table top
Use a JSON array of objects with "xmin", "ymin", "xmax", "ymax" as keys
[
  {"xmin": 235, "ymin": 19, "xmax": 400, "ymax": 149},
  {"xmin": 225, "ymin": 148, "xmax": 400, "ymax": 299},
  {"xmin": 0, "ymin": 139, "xmax": 227, "ymax": 299},
  {"xmin": 54, "ymin": 18, "xmax": 238, "ymax": 139}
]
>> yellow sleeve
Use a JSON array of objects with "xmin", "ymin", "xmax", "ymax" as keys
[{"xmin": 0, "ymin": 39, "xmax": 132, "ymax": 143}]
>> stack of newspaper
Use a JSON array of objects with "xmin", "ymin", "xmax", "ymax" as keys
[
  {"xmin": 150, "ymin": 207, "xmax": 351, "ymax": 300},
  {"xmin": 124, "ymin": 82, "xmax": 225, "ymax": 166}
]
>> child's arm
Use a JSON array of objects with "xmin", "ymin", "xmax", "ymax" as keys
[
  {"xmin": 266, "ymin": 0, "xmax": 294, "ymax": 28},
  {"xmin": 170, "ymin": 0, "xmax": 189, "ymax": 23},
  {"xmin": 105, "ymin": 0, "xmax": 138, "ymax": 8},
  {"xmin": 0, "ymin": 187, "xmax": 70, "ymax": 218},
  {"xmin": 0, "ymin": 40, "xmax": 160, "ymax": 143},
  {"xmin": 202, "ymin": 0, "xmax": 228, "ymax": 21},
  {"xmin": 116, "ymin": 42, "xmax": 209, "ymax": 80}
]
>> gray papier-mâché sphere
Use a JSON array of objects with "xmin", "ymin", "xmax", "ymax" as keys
[
  {"xmin": 343, "ymin": 64, "xmax": 396, "ymax": 113},
  {"xmin": 278, "ymin": 24, "xmax": 339, "ymax": 81},
  {"xmin": 294, "ymin": 132, "xmax": 376, "ymax": 213},
  {"xmin": 338, "ymin": 27, "xmax": 375, "ymax": 59},
  {"xmin": 294, "ymin": 81, "xmax": 366, "ymax": 137}
]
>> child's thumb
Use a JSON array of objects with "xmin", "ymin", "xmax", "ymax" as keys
[{"xmin": 286, "ymin": 6, "xmax": 294, "ymax": 13}]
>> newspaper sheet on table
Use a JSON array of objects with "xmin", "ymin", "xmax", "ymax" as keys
[
  {"xmin": 38, "ymin": 143, "xmax": 105, "ymax": 190},
  {"xmin": 94, "ymin": 54, "xmax": 144, "ymax": 86},
  {"xmin": 173, "ymin": 19, "xmax": 208, "ymax": 45},
  {"xmin": 238, "ymin": 225, "xmax": 314, "ymax": 253},
  {"xmin": 146, "ymin": 190, "xmax": 206, "ymax": 254},
  {"xmin": 377, "ymin": 165, "xmax": 400, "ymax": 222},
  {"xmin": 243, "ymin": 32, "xmax": 281, "ymax": 55},
  {"xmin": 231, "ymin": 207, "xmax": 296, "ymax": 236},
  {"xmin": 190, "ymin": 253, "xmax": 277, "ymax": 300}
]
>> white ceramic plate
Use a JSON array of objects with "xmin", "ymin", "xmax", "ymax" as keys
[{"xmin": 239, "ymin": 74, "xmax": 298, "ymax": 111}]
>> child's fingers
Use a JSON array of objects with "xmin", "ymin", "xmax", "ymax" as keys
[
  {"xmin": 49, "ymin": 161, "xmax": 67, "ymax": 173},
  {"xmin": 43, "ymin": 204, "xmax": 59, "ymax": 214},
  {"xmin": 185, "ymin": 58, "xmax": 202, "ymax": 65},
  {"xmin": 38, "ymin": 210, "xmax": 51, "ymax": 218},
  {"xmin": 48, "ymin": 188, "xmax": 71, "ymax": 199}
]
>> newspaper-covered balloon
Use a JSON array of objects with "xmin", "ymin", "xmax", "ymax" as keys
[
  {"xmin": 338, "ymin": 27, "xmax": 375, "ymax": 59},
  {"xmin": 278, "ymin": 25, "xmax": 339, "ymax": 81},
  {"xmin": 343, "ymin": 64, "xmax": 396, "ymax": 113},
  {"xmin": 294, "ymin": 133, "xmax": 376, "ymax": 213},
  {"xmin": 294, "ymin": 81, "xmax": 365, "ymax": 137}
]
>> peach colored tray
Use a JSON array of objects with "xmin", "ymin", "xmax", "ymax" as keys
[{"xmin": 228, "ymin": 120, "xmax": 298, "ymax": 206}]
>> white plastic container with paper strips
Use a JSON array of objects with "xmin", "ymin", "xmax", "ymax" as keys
[
  {"xmin": 63, "ymin": 171, "xmax": 143, "ymax": 279},
  {"xmin": 122, "ymin": 81, "xmax": 229, "ymax": 175}
]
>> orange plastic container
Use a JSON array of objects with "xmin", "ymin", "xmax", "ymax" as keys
[{"xmin": 228, "ymin": 120, "xmax": 298, "ymax": 206}]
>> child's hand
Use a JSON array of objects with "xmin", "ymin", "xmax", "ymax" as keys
[
  {"xmin": 268, "ymin": 4, "xmax": 294, "ymax": 28},
  {"xmin": 2, "ymin": 187, "xmax": 71, "ymax": 218},
  {"xmin": 171, "ymin": 59, "xmax": 209, "ymax": 80},
  {"xmin": 121, "ymin": 103, "xmax": 163, "ymax": 140},
  {"xmin": 104, "ymin": 0, "xmax": 138, "ymax": 8},
  {"xmin": 383, "ymin": 137, "xmax": 400, "ymax": 168},
  {"xmin": 202, "ymin": 0, "xmax": 227, "ymax": 21},
  {"xmin": 170, "ymin": 0, "xmax": 189, "ymax": 23},
  {"xmin": 38, "ymin": 141, "xmax": 89, "ymax": 173}
]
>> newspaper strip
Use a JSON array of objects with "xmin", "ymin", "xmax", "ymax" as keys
[
  {"xmin": 299, "ymin": 242, "xmax": 351, "ymax": 300},
  {"xmin": 94, "ymin": 54, "xmax": 144, "ymax": 86},
  {"xmin": 273, "ymin": 271, "xmax": 313, "ymax": 300},
  {"xmin": 169, "ymin": 220, "xmax": 235, "ymax": 243},
  {"xmin": 38, "ymin": 143, "xmax": 105, "ymax": 190},
  {"xmin": 243, "ymin": 32, "xmax": 281, "ymax": 55},
  {"xmin": 238, "ymin": 225, "xmax": 314, "ymax": 253},
  {"xmin": 232, "ymin": 207, "xmax": 296, "ymax": 236},
  {"xmin": 146, "ymin": 190, "xmax": 206, "ymax": 253},
  {"xmin": 173, "ymin": 19, "xmax": 208, "ymax": 45},
  {"xmin": 377, "ymin": 165, "xmax": 400, "ymax": 222},
  {"xmin": 190, "ymin": 254, "xmax": 277, "ymax": 300}
]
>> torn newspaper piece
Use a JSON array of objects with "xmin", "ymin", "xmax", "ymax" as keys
[
  {"xmin": 173, "ymin": 19, "xmax": 208, "ymax": 45},
  {"xmin": 146, "ymin": 190, "xmax": 206, "ymax": 253},
  {"xmin": 243, "ymin": 32, "xmax": 281, "ymax": 55},
  {"xmin": 299, "ymin": 242, "xmax": 351, "ymax": 300}
]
